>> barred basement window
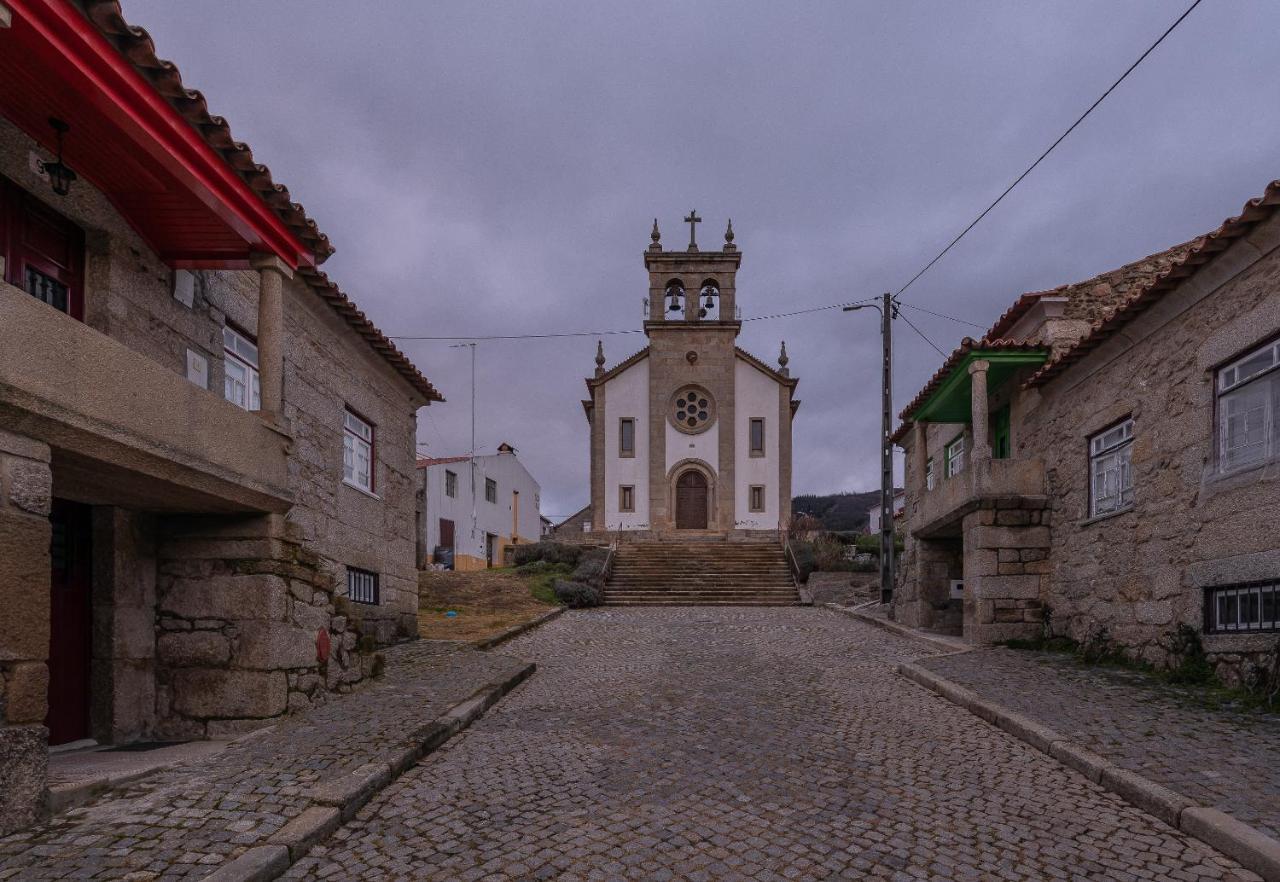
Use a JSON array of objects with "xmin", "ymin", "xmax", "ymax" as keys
[
  {"xmin": 1089, "ymin": 417, "xmax": 1134, "ymax": 518},
  {"xmin": 347, "ymin": 567, "xmax": 379, "ymax": 605},
  {"xmin": 1206, "ymin": 582, "xmax": 1279, "ymax": 634}
]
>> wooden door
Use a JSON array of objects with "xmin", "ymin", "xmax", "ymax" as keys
[
  {"xmin": 1, "ymin": 176, "xmax": 85, "ymax": 320},
  {"xmin": 46, "ymin": 500, "xmax": 93, "ymax": 745},
  {"xmin": 676, "ymin": 471, "xmax": 708, "ymax": 529},
  {"xmin": 439, "ymin": 518, "xmax": 455, "ymax": 549}
]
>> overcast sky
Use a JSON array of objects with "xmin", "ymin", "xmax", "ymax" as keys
[{"xmin": 129, "ymin": 0, "xmax": 1280, "ymax": 521}]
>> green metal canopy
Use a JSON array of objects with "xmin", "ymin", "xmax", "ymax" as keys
[{"xmin": 910, "ymin": 349, "xmax": 1048, "ymax": 424}]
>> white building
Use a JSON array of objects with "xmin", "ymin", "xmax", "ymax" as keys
[
  {"xmin": 583, "ymin": 215, "xmax": 799, "ymax": 537},
  {"xmin": 417, "ymin": 443, "xmax": 542, "ymax": 569},
  {"xmin": 867, "ymin": 489, "xmax": 906, "ymax": 533}
]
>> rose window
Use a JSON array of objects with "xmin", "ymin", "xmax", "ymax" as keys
[{"xmin": 670, "ymin": 386, "xmax": 715, "ymax": 434}]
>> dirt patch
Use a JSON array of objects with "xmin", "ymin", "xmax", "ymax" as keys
[{"xmin": 418, "ymin": 569, "xmax": 557, "ymax": 642}]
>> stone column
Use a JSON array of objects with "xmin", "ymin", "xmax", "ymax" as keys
[
  {"xmin": 249, "ymin": 254, "xmax": 294, "ymax": 420},
  {"xmin": 912, "ymin": 422, "xmax": 929, "ymax": 491},
  {"xmin": 968, "ymin": 359, "xmax": 991, "ymax": 465}
]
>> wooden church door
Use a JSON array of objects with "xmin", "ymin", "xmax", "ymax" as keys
[{"xmin": 675, "ymin": 471, "xmax": 708, "ymax": 529}]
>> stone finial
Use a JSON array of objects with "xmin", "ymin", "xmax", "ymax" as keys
[
  {"xmin": 725, "ymin": 218, "xmax": 735, "ymax": 244},
  {"xmin": 595, "ymin": 339, "xmax": 606, "ymax": 377},
  {"xmin": 649, "ymin": 218, "xmax": 661, "ymax": 252},
  {"xmin": 778, "ymin": 340, "xmax": 789, "ymax": 376}
]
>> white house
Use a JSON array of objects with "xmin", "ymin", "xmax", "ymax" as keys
[
  {"xmin": 417, "ymin": 443, "xmax": 542, "ymax": 570},
  {"xmin": 867, "ymin": 489, "xmax": 906, "ymax": 534}
]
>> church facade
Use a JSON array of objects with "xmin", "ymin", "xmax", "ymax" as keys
[{"xmin": 583, "ymin": 214, "xmax": 799, "ymax": 537}]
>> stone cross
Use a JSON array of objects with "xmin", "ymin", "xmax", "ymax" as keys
[{"xmin": 684, "ymin": 210, "xmax": 701, "ymax": 250}]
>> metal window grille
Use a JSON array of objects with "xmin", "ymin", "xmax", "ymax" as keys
[
  {"xmin": 25, "ymin": 267, "xmax": 69, "ymax": 313},
  {"xmin": 347, "ymin": 567, "xmax": 379, "ymax": 605},
  {"xmin": 1206, "ymin": 582, "xmax": 1279, "ymax": 634}
]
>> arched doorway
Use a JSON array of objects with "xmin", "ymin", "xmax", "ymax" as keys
[{"xmin": 675, "ymin": 470, "xmax": 709, "ymax": 529}]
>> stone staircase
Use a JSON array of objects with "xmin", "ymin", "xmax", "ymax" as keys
[{"xmin": 604, "ymin": 540, "xmax": 800, "ymax": 606}]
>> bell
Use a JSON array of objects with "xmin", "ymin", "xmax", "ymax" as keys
[
  {"xmin": 703, "ymin": 293, "xmax": 715, "ymax": 310},
  {"xmin": 667, "ymin": 294, "xmax": 682, "ymax": 313}
]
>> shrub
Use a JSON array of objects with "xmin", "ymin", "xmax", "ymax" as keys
[
  {"xmin": 1164, "ymin": 624, "xmax": 1214, "ymax": 686},
  {"xmin": 512, "ymin": 541, "xmax": 583, "ymax": 568},
  {"xmin": 515, "ymin": 559, "xmax": 558, "ymax": 575},
  {"xmin": 571, "ymin": 553, "xmax": 608, "ymax": 587},
  {"xmin": 553, "ymin": 579, "xmax": 601, "ymax": 608},
  {"xmin": 790, "ymin": 541, "xmax": 817, "ymax": 583}
]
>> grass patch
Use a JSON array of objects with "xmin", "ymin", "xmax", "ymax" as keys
[{"xmin": 519, "ymin": 561, "xmax": 572, "ymax": 606}]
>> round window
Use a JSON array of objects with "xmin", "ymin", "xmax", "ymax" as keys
[{"xmin": 669, "ymin": 385, "xmax": 716, "ymax": 434}]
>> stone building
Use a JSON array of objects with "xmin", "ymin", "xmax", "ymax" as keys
[
  {"xmin": 417, "ymin": 443, "xmax": 543, "ymax": 570},
  {"xmin": 0, "ymin": 0, "xmax": 441, "ymax": 833},
  {"xmin": 584, "ymin": 214, "xmax": 798, "ymax": 538},
  {"xmin": 892, "ymin": 177, "xmax": 1280, "ymax": 681}
]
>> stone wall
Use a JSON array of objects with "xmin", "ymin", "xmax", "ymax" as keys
[
  {"xmin": 962, "ymin": 504, "xmax": 1049, "ymax": 645},
  {"xmin": 0, "ymin": 429, "xmax": 51, "ymax": 836},
  {"xmin": 1021, "ymin": 216, "xmax": 1280, "ymax": 681}
]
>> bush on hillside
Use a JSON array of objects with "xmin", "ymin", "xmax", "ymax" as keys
[
  {"xmin": 512, "ymin": 541, "xmax": 583, "ymax": 568},
  {"xmin": 553, "ymin": 579, "xmax": 601, "ymax": 608}
]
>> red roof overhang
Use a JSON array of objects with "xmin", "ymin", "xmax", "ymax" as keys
[{"xmin": 0, "ymin": 0, "xmax": 315, "ymax": 269}]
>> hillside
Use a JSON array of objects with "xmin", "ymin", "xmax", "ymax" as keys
[{"xmin": 792, "ymin": 491, "xmax": 893, "ymax": 532}]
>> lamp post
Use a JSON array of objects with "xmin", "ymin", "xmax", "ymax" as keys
[{"xmin": 844, "ymin": 293, "xmax": 899, "ymax": 605}]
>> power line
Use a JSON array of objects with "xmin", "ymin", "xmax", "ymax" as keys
[
  {"xmin": 893, "ymin": 0, "xmax": 1203, "ymax": 299},
  {"xmin": 898, "ymin": 302, "xmax": 987, "ymax": 330},
  {"xmin": 897, "ymin": 309, "xmax": 949, "ymax": 360}
]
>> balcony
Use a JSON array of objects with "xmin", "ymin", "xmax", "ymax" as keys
[
  {"xmin": 914, "ymin": 456, "xmax": 1046, "ymax": 539},
  {"xmin": 0, "ymin": 281, "xmax": 291, "ymax": 513}
]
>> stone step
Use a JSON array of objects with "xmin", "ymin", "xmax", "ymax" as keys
[{"xmin": 604, "ymin": 599, "xmax": 800, "ymax": 607}]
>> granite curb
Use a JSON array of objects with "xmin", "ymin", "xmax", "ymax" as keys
[
  {"xmin": 471, "ymin": 605, "xmax": 566, "ymax": 651},
  {"xmin": 205, "ymin": 660, "xmax": 537, "ymax": 882},
  {"xmin": 825, "ymin": 602, "xmax": 970, "ymax": 654},
  {"xmin": 899, "ymin": 660, "xmax": 1280, "ymax": 881}
]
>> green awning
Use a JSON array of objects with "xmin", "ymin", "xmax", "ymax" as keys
[{"xmin": 910, "ymin": 349, "xmax": 1048, "ymax": 424}]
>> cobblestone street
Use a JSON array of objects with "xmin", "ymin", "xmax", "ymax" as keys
[
  {"xmin": 920, "ymin": 648, "xmax": 1280, "ymax": 840},
  {"xmin": 287, "ymin": 609, "xmax": 1259, "ymax": 881}
]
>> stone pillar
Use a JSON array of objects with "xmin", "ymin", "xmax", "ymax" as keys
[
  {"xmin": 249, "ymin": 254, "xmax": 294, "ymax": 420},
  {"xmin": 912, "ymin": 422, "xmax": 929, "ymax": 492},
  {"xmin": 968, "ymin": 359, "xmax": 991, "ymax": 465},
  {"xmin": 0, "ymin": 429, "xmax": 52, "ymax": 836}
]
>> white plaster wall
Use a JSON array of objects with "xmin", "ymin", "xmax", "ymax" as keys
[
  {"xmin": 603, "ymin": 359, "xmax": 650, "ymax": 529},
  {"xmin": 665, "ymin": 420, "xmax": 719, "ymax": 477},
  {"xmin": 734, "ymin": 358, "xmax": 781, "ymax": 528},
  {"xmin": 422, "ymin": 452, "xmax": 542, "ymax": 558}
]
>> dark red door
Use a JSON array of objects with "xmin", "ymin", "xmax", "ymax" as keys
[
  {"xmin": 46, "ymin": 500, "xmax": 93, "ymax": 745},
  {"xmin": 439, "ymin": 518, "xmax": 455, "ymax": 549},
  {"xmin": 676, "ymin": 471, "xmax": 708, "ymax": 529},
  {"xmin": 0, "ymin": 175, "xmax": 85, "ymax": 320}
]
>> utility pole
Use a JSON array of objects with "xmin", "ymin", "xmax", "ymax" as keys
[{"xmin": 844, "ymin": 292, "xmax": 898, "ymax": 605}]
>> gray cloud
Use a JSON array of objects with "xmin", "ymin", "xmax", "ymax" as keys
[{"xmin": 126, "ymin": 0, "xmax": 1280, "ymax": 519}]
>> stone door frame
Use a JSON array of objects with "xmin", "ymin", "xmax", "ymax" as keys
[{"xmin": 666, "ymin": 459, "xmax": 717, "ymax": 531}]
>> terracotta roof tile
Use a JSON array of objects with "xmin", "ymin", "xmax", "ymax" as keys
[
  {"xmin": 1028, "ymin": 179, "xmax": 1280, "ymax": 387},
  {"xmin": 416, "ymin": 455, "xmax": 471, "ymax": 469},
  {"xmin": 78, "ymin": 0, "xmax": 334, "ymax": 264}
]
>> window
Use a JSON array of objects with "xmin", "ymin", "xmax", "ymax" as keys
[
  {"xmin": 444, "ymin": 470, "xmax": 458, "ymax": 498},
  {"xmin": 619, "ymin": 418, "xmax": 636, "ymax": 457},
  {"xmin": 1089, "ymin": 418, "xmax": 1134, "ymax": 518},
  {"xmin": 223, "ymin": 326, "xmax": 261, "ymax": 411},
  {"xmin": 485, "ymin": 477, "xmax": 497, "ymax": 503},
  {"xmin": 619, "ymin": 485, "xmax": 635, "ymax": 512},
  {"xmin": 1, "ymin": 176, "xmax": 85, "ymax": 320},
  {"xmin": 749, "ymin": 485, "xmax": 765, "ymax": 512},
  {"xmin": 749, "ymin": 418, "xmax": 765, "ymax": 456},
  {"xmin": 944, "ymin": 436, "xmax": 966, "ymax": 478},
  {"xmin": 925, "ymin": 457, "xmax": 936, "ymax": 491},
  {"xmin": 1216, "ymin": 338, "xmax": 1280, "ymax": 474},
  {"xmin": 346, "ymin": 567, "xmax": 379, "ymax": 605},
  {"xmin": 1207, "ymin": 582, "xmax": 1279, "ymax": 634},
  {"xmin": 343, "ymin": 409, "xmax": 374, "ymax": 492}
]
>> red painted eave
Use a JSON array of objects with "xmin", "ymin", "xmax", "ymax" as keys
[{"xmin": 0, "ymin": 0, "xmax": 315, "ymax": 269}]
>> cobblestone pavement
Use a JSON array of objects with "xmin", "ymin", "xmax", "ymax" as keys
[
  {"xmin": 286, "ymin": 609, "xmax": 1260, "ymax": 881},
  {"xmin": 0, "ymin": 641, "xmax": 527, "ymax": 880},
  {"xmin": 921, "ymin": 648, "xmax": 1280, "ymax": 840}
]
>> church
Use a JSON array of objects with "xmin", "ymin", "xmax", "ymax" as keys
[{"xmin": 583, "ymin": 213, "xmax": 799, "ymax": 537}]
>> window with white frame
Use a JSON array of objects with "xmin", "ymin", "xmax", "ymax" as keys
[
  {"xmin": 343, "ymin": 409, "xmax": 374, "ymax": 492},
  {"xmin": 1089, "ymin": 418, "xmax": 1134, "ymax": 518},
  {"xmin": 925, "ymin": 457, "xmax": 936, "ymax": 491},
  {"xmin": 1216, "ymin": 337, "xmax": 1279, "ymax": 474},
  {"xmin": 485, "ymin": 477, "xmax": 497, "ymax": 503},
  {"xmin": 444, "ymin": 469, "xmax": 457, "ymax": 498},
  {"xmin": 223, "ymin": 326, "xmax": 260, "ymax": 411},
  {"xmin": 1207, "ymin": 581, "xmax": 1278, "ymax": 633},
  {"xmin": 944, "ymin": 436, "xmax": 966, "ymax": 478},
  {"xmin": 346, "ymin": 567, "xmax": 379, "ymax": 605}
]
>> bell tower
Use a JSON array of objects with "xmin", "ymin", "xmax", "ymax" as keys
[{"xmin": 642, "ymin": 212, "xmax": 743, "ymax": 533}]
